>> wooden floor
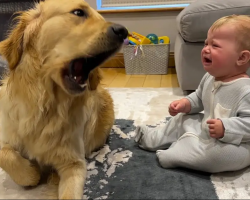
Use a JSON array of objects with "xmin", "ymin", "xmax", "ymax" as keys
[{"xmin": 100, "ymin": 68, "xmax": 179, "ymax": 88}]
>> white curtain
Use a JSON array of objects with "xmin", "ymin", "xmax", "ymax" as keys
[{"xmin": 101, "ymin": 0, "xmax": 195, "ymax": 7}]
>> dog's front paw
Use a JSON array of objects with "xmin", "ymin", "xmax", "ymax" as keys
[
  {"xmin": 0, "ymin": 146, "xmax": 41, "ymax": 187},
  {"xmin": 13, "ymin": 160, "xmax": 41, "ymax": 186}
]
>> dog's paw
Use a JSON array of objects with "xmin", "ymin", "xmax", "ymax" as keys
[
  {"xmin": 12, "ymin": 161, "xmax": 41, "ymax": 186},
  {"xmin": 0, "ymin": 146, "xmax": 41, "ymax": 186}
]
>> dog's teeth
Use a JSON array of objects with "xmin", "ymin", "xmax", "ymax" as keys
[{"xmin": 80, "ymin": 83, "xmax": 87, "ymax": 88}]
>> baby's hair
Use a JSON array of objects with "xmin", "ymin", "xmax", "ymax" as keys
[{"xmin": 210, "ymin": 15, "xmax": 250, "ymax": 51}]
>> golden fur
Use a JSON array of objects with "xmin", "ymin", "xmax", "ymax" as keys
[{"xmin": 0, "ymin": 0, "xmax": 126, "ymax": 199}]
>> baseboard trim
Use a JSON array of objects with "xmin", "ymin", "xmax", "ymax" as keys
[{"xmin": 100, "ymin": 52, "xmax": 175, "ymax": 68}]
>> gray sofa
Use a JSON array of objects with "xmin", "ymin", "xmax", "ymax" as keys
[{"xmin": 174, "ymin": 0, "xmax": 250, "ymax": 91}]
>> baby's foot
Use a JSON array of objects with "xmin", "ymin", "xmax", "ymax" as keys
[
  {"xmin": 156, "ymin": 150, "xmax": 171, "ymax": 168},
  {"xmin": 134, "ymin": 125, "xmax": 163, "ymax": 151},
  {"xmin": 134, "ymin": 125, "xmax": 147, "ymax": 143},
  {"xmin": 156, "ymin": 150, "xmax": 165, "ymax": 164}
]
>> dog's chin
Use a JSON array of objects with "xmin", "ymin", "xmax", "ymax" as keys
[{"xmin": 61, "ymin": 48, "xmax": 118, "ymax": 96}]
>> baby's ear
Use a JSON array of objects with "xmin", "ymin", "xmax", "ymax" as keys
[{"xmin": 237, "ymin": 50, "xmax": 250, "ymax": 66}]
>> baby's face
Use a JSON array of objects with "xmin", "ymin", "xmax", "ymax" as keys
[{"xmin": 201, "ymin": 25, "xmax": 241, "ymax": 80}]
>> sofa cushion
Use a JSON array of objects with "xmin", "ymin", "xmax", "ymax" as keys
[{"xmin": 176, "ymin": 0, "xmax": 250, "ymax": 42}]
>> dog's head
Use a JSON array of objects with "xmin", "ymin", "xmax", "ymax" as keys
[{"xmin": 0, "ymin": 0, "xmax": 127, "ymax": 95}]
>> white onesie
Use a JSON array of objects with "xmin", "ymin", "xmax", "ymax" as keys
[{"xmin": 134, "ymin": 73, "xmax": 250, "ymax": 173}]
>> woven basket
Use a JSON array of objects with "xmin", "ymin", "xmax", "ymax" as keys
[{"xmin": 123, "ymin": 43, "xmax": 170, "ymax": 75}]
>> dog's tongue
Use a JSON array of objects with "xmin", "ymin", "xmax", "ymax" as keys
[{"xmin": 73, "ymin": 60, "xmax": 83, "ymax": 83}]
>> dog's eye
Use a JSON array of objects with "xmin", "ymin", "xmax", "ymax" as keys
[{"xmin": 72, "ymin": 9, "xmax": 85, "ymax": 17}]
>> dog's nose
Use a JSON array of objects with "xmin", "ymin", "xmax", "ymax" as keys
[{"xmin": 108, "ymin": 24, "xmax": 128, "ymax": 40}]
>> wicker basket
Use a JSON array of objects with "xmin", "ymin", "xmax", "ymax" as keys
[{"xmin": 123, "ymin": 43, "xmax": 170, "ymax": 75}]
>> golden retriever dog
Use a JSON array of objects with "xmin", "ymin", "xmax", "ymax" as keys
[{"xmin": 0, "ymin": 0, "xmax": 127, "ymax": 199}]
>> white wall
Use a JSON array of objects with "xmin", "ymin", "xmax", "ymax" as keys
[{"xmin": 85, "ymin": 0, "xmax": 180, "ymax": 52}]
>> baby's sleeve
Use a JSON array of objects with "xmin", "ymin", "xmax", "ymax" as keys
[
  {"xmin": 219, "ymin": 93, "xmax": 250, "ymax": 145},
  {"xmin": 185, "ymin": 73, "xmax": 209, "ymax": 114}
]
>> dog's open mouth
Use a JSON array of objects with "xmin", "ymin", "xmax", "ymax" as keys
[
  {"xmin": 63, "ymin": 57, "xmax": 97, "ymax": 93},
  {"xmin": 62, "ymin": 50, "xmax": 117, "ymax": 94},
  {"xmin": 68, "ymin": 59, "xmax": 88, "ymax": 88}
]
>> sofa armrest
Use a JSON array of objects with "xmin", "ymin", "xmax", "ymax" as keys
[{"xmin": 176, "ymin": 0, "xmax": 250, "ymax": 43}]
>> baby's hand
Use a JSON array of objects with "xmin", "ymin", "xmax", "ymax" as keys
[
  {"xmin": 169, "ymin": 99, "xmax": 190, "ymax": 116},
  {"xmin": 206, "ymin": 119, "xmax": 225, "ymax": 139}
]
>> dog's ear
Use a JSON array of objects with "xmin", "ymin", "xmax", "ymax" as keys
[
  {"xmin": 0, "ymin": 4, "xmax": 42, "ymax": 70},
  {"xmin": 88, "ymin": 68, "xmax": 103, "ymax": 90}
]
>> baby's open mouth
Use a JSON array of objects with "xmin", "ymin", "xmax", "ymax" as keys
[{"xmin": 204, "ymin": 57, "xmax": 212, "ymax": 63}]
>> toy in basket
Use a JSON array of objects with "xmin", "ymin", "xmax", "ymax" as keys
[
  {"xmin": 128, "ymin": 32, "xmax": 151, "ymax": 45},
  {"xmin": 123, "ymin": 31, "xmax": 170, "ymax": 75},
  {"xmin": 146, "ymin": 33, "xmax": 159, "ymax": 44},
  {"xmin": 158, "ymin": 36, "xmax": 170, "ymax": 44}
]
